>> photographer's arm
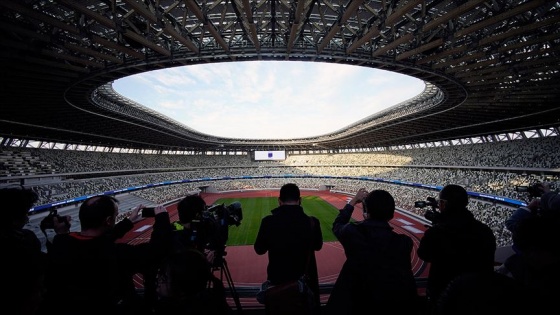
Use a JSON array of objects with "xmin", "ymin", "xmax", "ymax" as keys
[
  {"xmin": 53, "ymin": 216, "xmax": 71, "ymax": 234},
  {"xmin": 332, "ymin": 188, "xmax": 368, "ymax": 239},
  {"xmin": 504, "ymin": 199, "xmax": 539, "ymax": 233},
  {"xmin": 111, "ymin": 205, "xmax": 144, "ymax": 240},
  {"xmin": 44, "ymin": 216, "xmax": 71, "ymax": 252},
  {"xmin": 254, "ymin": 218, "xmax": 269, "ymax": 255},
  {"xmin": 417, "ymin": 228, "xmax": 437, "ymax": 262},
  {"xmin": 148, "ymin": 205, "xmax": 172, "ymax": 249},
  {"xmin": 347, "ymin": 188, "xmax": 368, "ymax": 207},
  {"xmin": 332, "ymin": 204, "xmax": 354, "ymax": 237}
]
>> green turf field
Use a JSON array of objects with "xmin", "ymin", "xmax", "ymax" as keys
[{"xmin": 213, "ymin": 196, "xmax": 342, "ymax": 246}]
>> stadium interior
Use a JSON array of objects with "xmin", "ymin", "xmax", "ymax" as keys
[{"xmin": 1, "ymin": 0, "xmax": 560, "ymax": 314}]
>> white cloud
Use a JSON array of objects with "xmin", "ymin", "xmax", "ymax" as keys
[{"xmin": 112, "ymin": 61, "xmax": 425, "ymax": 139}]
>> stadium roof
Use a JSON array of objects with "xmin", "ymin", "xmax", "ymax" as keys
[{"xmin": 1, "ymin": 0, "xmax": 559, "ymax": 153}]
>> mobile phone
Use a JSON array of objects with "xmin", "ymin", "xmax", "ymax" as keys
[{"xmin": 142, "ymin": 207, "xmax": 156, "ymax": 217}]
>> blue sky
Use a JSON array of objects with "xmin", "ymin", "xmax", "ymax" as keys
[{"xmin": 113, "ymin": 61, "xmax": 425, "ymax": 139}]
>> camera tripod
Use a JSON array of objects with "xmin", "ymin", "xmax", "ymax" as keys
[{"xmin": 212, "ymin": 250, "xmax": 243, "ymax": 314}]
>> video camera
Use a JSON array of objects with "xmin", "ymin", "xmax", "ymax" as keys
[
  {"xmin": 190, "ymin": 202, "xmax": 243, "ymax": 266},
  {"xmin": 205, "ymin": 201, "xmax": 243, "ymax": 227},
  {"xmin": 414, "ymin": 197, "xmax": 441, "ymax": 224},
  {"xmin": 40, "ymin": 208, "xmax": 69, "ymax": 231},
  {"xmin": 515, "ymin": 182, "xmax": 555, "ymax": 199}
]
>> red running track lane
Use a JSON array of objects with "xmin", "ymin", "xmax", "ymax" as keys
[{"xmin": 118, "ymin": 190, "xmax": 429, "ymax": 304}]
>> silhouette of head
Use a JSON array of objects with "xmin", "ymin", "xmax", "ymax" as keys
[
  {"xmin": 279, "ymin": 183, "xmax": 301, "ymax": 204},
  {"xmin": 1, "ymin": 187, "xmax": 38, "ymax": 229},
  {"xmin": 363, "ymin": 189, "xmax": 395, "ymax": 221},
  {"xmin": 439, "ymin": 184, "xmax": 469, "ymax": 212},
  {"xmin": 177, "ymin": 194, "xmax": 206, "ymax": 223},
  {"xmin": 79, "ymin": 195, "xmax": 118, "ymax": 230}
]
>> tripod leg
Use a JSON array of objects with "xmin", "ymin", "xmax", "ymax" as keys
[{"xmin": 221, "ymin": 259, "xmax": 243, "ymax": 314}]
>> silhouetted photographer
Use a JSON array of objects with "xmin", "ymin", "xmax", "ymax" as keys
[
  {"xmin": 506, "ymin": 182, "xmax": 559, "ymax": 241},
  {"xmin": 417, "ymin": 184, "xmax": 496, "ymax": 314}
]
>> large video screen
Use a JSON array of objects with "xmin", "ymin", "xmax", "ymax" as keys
[{"xmin": 254, "ymin": 150, "xmax": 286, "ymax": 161}]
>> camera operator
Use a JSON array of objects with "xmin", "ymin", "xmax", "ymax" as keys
[
  {"xmin": 326, "ymin": 188, "xmax": 418, "ymax": 315},
  {"xmin": 40, "ymin": 195, "xmax": 171, "ymax": 315},
  {"xmin": 170, "ymin": 194, "xmax": 217, "ymax": 255},
  {"xmin": 505, "ymin": 182, "xmax": 555, "ymax": 246},
  {"xmin": 145, "ymin": 194, "xmax": 233, "ymax": 314},
  {"xmin": 39, "ymin": 207, "xmax": 72, "ymax": 251},
  {"xmin": 496, "ymin": 183, "xmax": 560, "ymax": 311},
  {"xmin": 416, "ymin": 184, "xmax": 496, "ymax": 314},
  {"xmin": 414, "ymin": 197, "xmax": 441, "ymax": 224},
  {"xmin": 1, "ymin": 187, "xmax": 69, "ymax": 315}
]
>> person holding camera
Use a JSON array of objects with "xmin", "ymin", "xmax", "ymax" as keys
[
  {"xmin": 501, "ymin": 182, "xmax": 559, "ymax": 280},
  {"xmin": 416, "ymin": 184, "xmax": 496, "ymax": 314},
  {"xmin": 495, "ymin": 184, "xmax": 560, "ymax": 312},
  {"xmin": 505, "ymin": 182, "xmax": 556, "ymax": 246},
  {"xmin": 1, "ymin": 187, "xmax": 69, "ymax": 315},
  {"xmin": 39, "ymin": 208, "xmax": 72, "ymax": 253},
  {"xmin": 40, "ymin": 195, "xmax": 172, "ymax": 315},
  {"xmin": 325, "ymin": 188, "xmax": 418, "ymax": 315},
  {"xmin": 170, "ymin": 194, "xmax": 216, "ymax": 255},
  {"xmin": 145, "ymin": 194, "xmax": 232, "ymax": 314}
]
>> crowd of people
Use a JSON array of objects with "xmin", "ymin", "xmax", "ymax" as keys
[
  {"xmin": 3, "ymin": 187, "xmax": 234, "ymax": 315},
  {"xmin": 2, "ymin": 137, "xmax": 560, "ymax": 314},
  {"xmin": 3, "ymin": 136, "xmax": 559, "ymax": 174},
  {"xmin": 0, "ymin": 138, "xmax": 557, "ymax": 250},
  {"xmin": 4, "ymin": 177, "xmax": 560, "ymax": 314},
  {"xmin": 16, "ymin": 176, "xmax": 529, "ymax": 248},
  {"xmin": 1, "ymin": 138, "xmax": 557, "ymax": 208}
]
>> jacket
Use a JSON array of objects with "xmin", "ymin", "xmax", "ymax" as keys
[
  {"xmin": 326, "ymin": 203, "xmax": 418, "ymax": 315},
  {"xmin": 254, "ymin": 204, "xmax": 323, "ymax": 310},
  {"xmin": 42, "ymin": 212, "xmax": 172, "ymax": 315},
  {"xmin": 417, "ymin": 207, "xmax": 496, "ymax": 304}
]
